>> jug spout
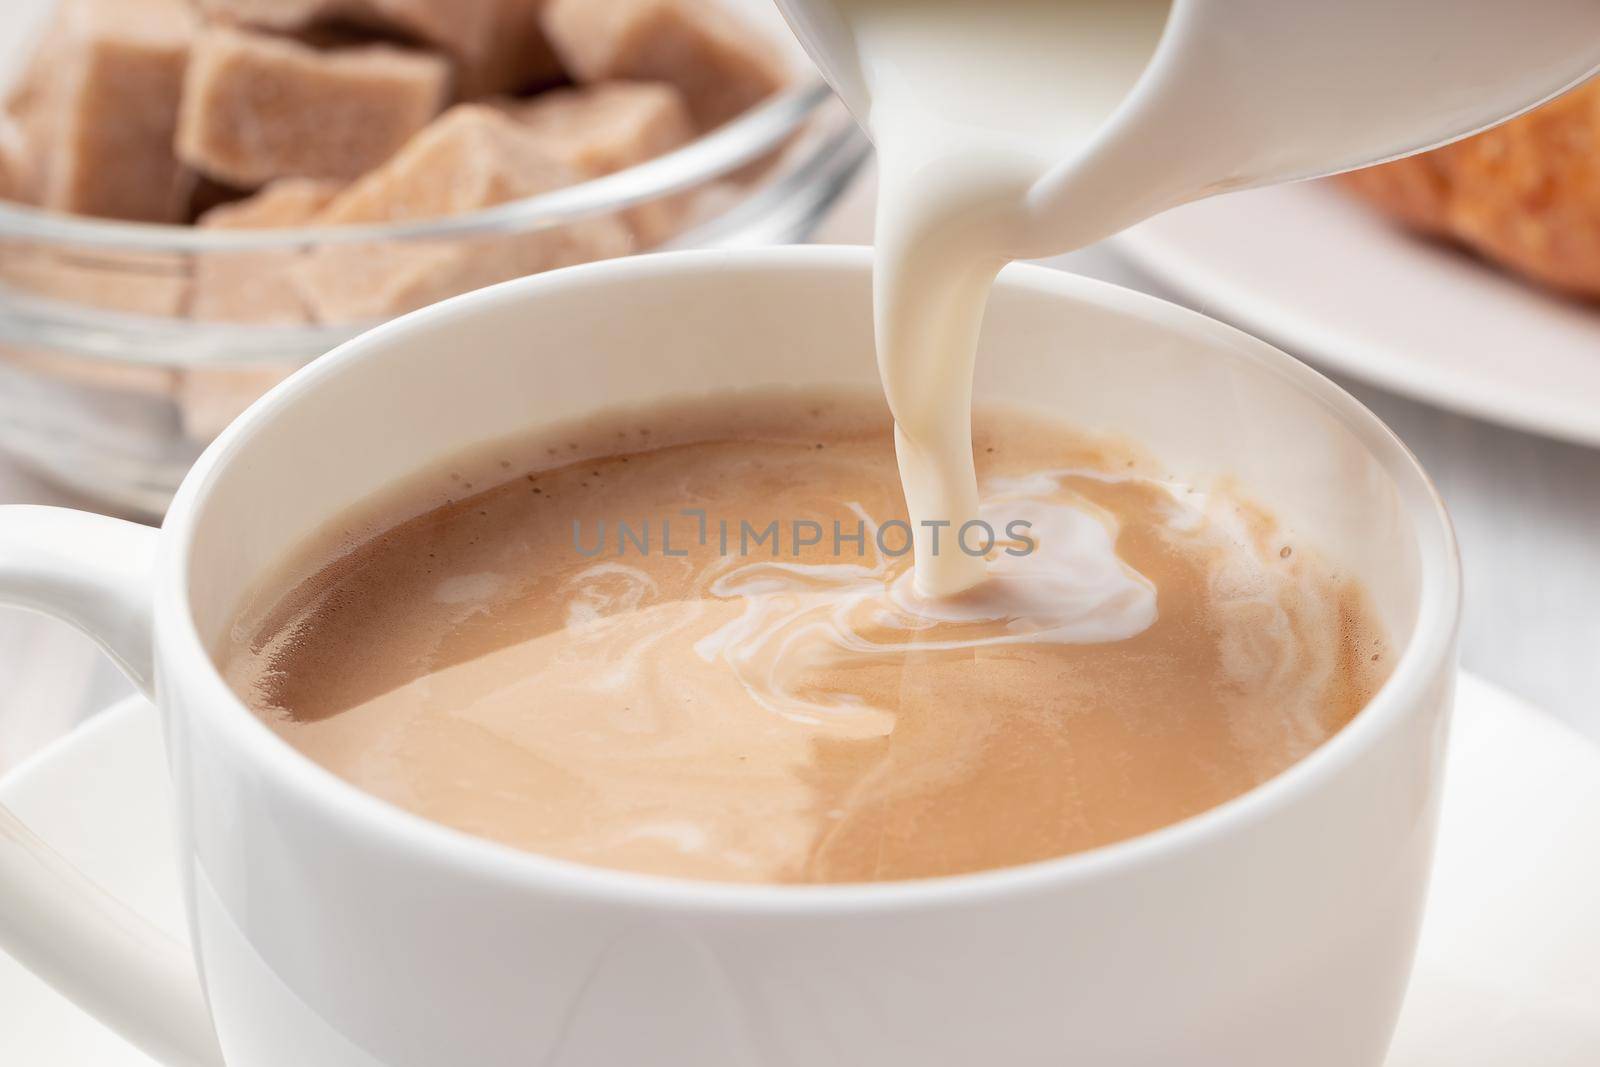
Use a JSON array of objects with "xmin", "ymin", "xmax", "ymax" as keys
[
  {"xmin": 1022, "ymin": 0, "xmax": 1600, "ymax": 257},
  {"xmin": 769, "ymin": 0, "xmax": 874, "ymax": 125}
]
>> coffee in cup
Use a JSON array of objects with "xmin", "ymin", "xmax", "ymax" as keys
[{"xmin": 223, "ymin": 387, "xmax": 1388, "ymax": 884}]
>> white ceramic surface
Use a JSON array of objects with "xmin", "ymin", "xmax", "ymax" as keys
[
  {"xmin": 0, "ymin": 248, "xmax": 1458, "ymax": 1066},
  {"xmin": 775, "ymin": 0, "xmax": 1600, "ymax": 255},
  {"xmin": 1115, "ymin": 181, "xmax": 1600, "ymax": 449},
  {"xmin": 5, "ymin": 673, "xmax": 1596, "ymax": 1066}
]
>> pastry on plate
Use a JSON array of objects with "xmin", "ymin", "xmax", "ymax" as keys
[{"xmin": 1341, "ymin": 77, "xmax": 1600, "ymax": 299}]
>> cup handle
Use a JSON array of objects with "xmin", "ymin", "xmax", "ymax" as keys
[{"xmin": 0, "ymin": 506, "xmax": 224, "ymax": 1067}]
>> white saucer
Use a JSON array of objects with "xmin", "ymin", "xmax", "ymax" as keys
[
  {"xmin": 1114, "ymin": 182, "xmax": 1600, "ymax": 449},
  {"xmin": 3, "ymin": 676, "xmax": 1598, "ymax": 1065}
]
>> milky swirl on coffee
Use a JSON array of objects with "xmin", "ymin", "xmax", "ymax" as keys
[
  {"xmin": 694, "ymin": 484, "xmax": 1157, "ymax": 724},
  {"xmin": 841, "ymin": 0, "xmax": 1175, "ymax": 596},
  {"xmin": 224, "ymin": 390, "xmax": 1388, "ymax": 885}
]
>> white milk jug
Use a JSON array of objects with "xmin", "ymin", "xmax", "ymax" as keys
[
  {"xmin": 769, "ymin": 0, "xmax": 1600, "ymax": 599},
  {"xmin": 777, "ymin": 0, "xmax": 1600, "ymax": 256}
]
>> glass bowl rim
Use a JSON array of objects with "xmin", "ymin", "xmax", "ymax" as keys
[{"xmin": 0, "ymin": 79, "xmax": 836, "ymax": 253}]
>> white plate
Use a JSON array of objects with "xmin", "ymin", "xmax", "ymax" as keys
[
  {"xmin": 3, "ymin": 677, "xmax": 1598, "ymax": 1065},
  {"xmin": 1115, "ymin": 182, "xmax": 1600, "ymax": 449}
]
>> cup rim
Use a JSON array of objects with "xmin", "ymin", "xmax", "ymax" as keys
[{"xmin": 158, "ymin": 245, "xmax": 1462, "ymax": 913}]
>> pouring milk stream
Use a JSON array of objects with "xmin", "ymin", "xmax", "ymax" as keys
[{"xmin": 774, "ymin": 0, "xmax": 1600, "ymax": 599}]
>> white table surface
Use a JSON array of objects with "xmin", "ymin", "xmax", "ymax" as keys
[{"xmin": 3, "ymin": 167, "xmax": 1598, "ymax": 771}]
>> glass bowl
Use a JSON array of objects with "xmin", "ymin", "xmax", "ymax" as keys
[{"xmin": 0, "ymin": 3, "xmax": 869, "ymax": 517}]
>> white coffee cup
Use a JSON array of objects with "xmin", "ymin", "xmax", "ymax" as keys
[{"xmin": 0, "ymin": 247, "xmax": 1459, "ymax": 1067}]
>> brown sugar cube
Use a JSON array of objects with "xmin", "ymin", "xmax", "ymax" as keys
[
  {"xmin": 0, "ymin": 346, "xmax": 178, "ymax": 407},
  {"xmin": 197, "ymin": 0, "xmax": 492, "ymax": 65},
  {"xmin": 192, "ymin": 178, "xmax": 344, "ymax": 325},
  {"xmin": 183, "ymin": 175, "xmax": 254, "ymax": 222},
  {"xmin": 176, "ymin": 26, "xmax": 450, "ymax": 187},
  {"xmin": 344, "ymin": 0, "xmax": 563, "ymax": 99},
  {"xmin": 541, "ymin": 0, "xmax": 788, "ymax": 129},
  {"xmin": 507, "ymin": 81, "xmax": 695, "ymax": 245},
  {"xmin": 511, "ymin": 82, "xmax": 693, "ymax": 175},
  {"xmin": 311, "ymin": 104, "xmax": 578, "ymax": 221},
  {"xmin": 198, "ymin": 0, "xmax": 561, "ymax": 98},
  {"xmin": 0, "ymin": 243, "xmax": 191, "ymax": 318},
  {"xmin": 193, "ymin": 0, "xmax": 335, "ymax": 31},
  {"xmin": 0, "ymin": 134, "xmax": 19, "ymax": 203},
  {"xmin": 177, "ymin": 363, "xmax": 296, "ymax": 440},
  {"xmin": 199, "ymin": 176, "xmax": 344, "ymax": 229},
  {"xmin": 291, "ymin": 227, "xmax": 630, "ymax": 323},
  {"xmin": 292, "ymin": 104, "xmax": 631, "ymax": 322},
  {"xmin": 459, "ymin": 0, "xmax": 566, "ymax": 98},
  {"xmin": 6, "ymin": 0, "xmax": 196, "ymax": 221},
  {"xmin": 3, "ymin": 15, "xmax": 60, "ymax": 118},
  {"xmin": 2, "ymin": 28, "xmax": 58, "ymax": 204}
]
